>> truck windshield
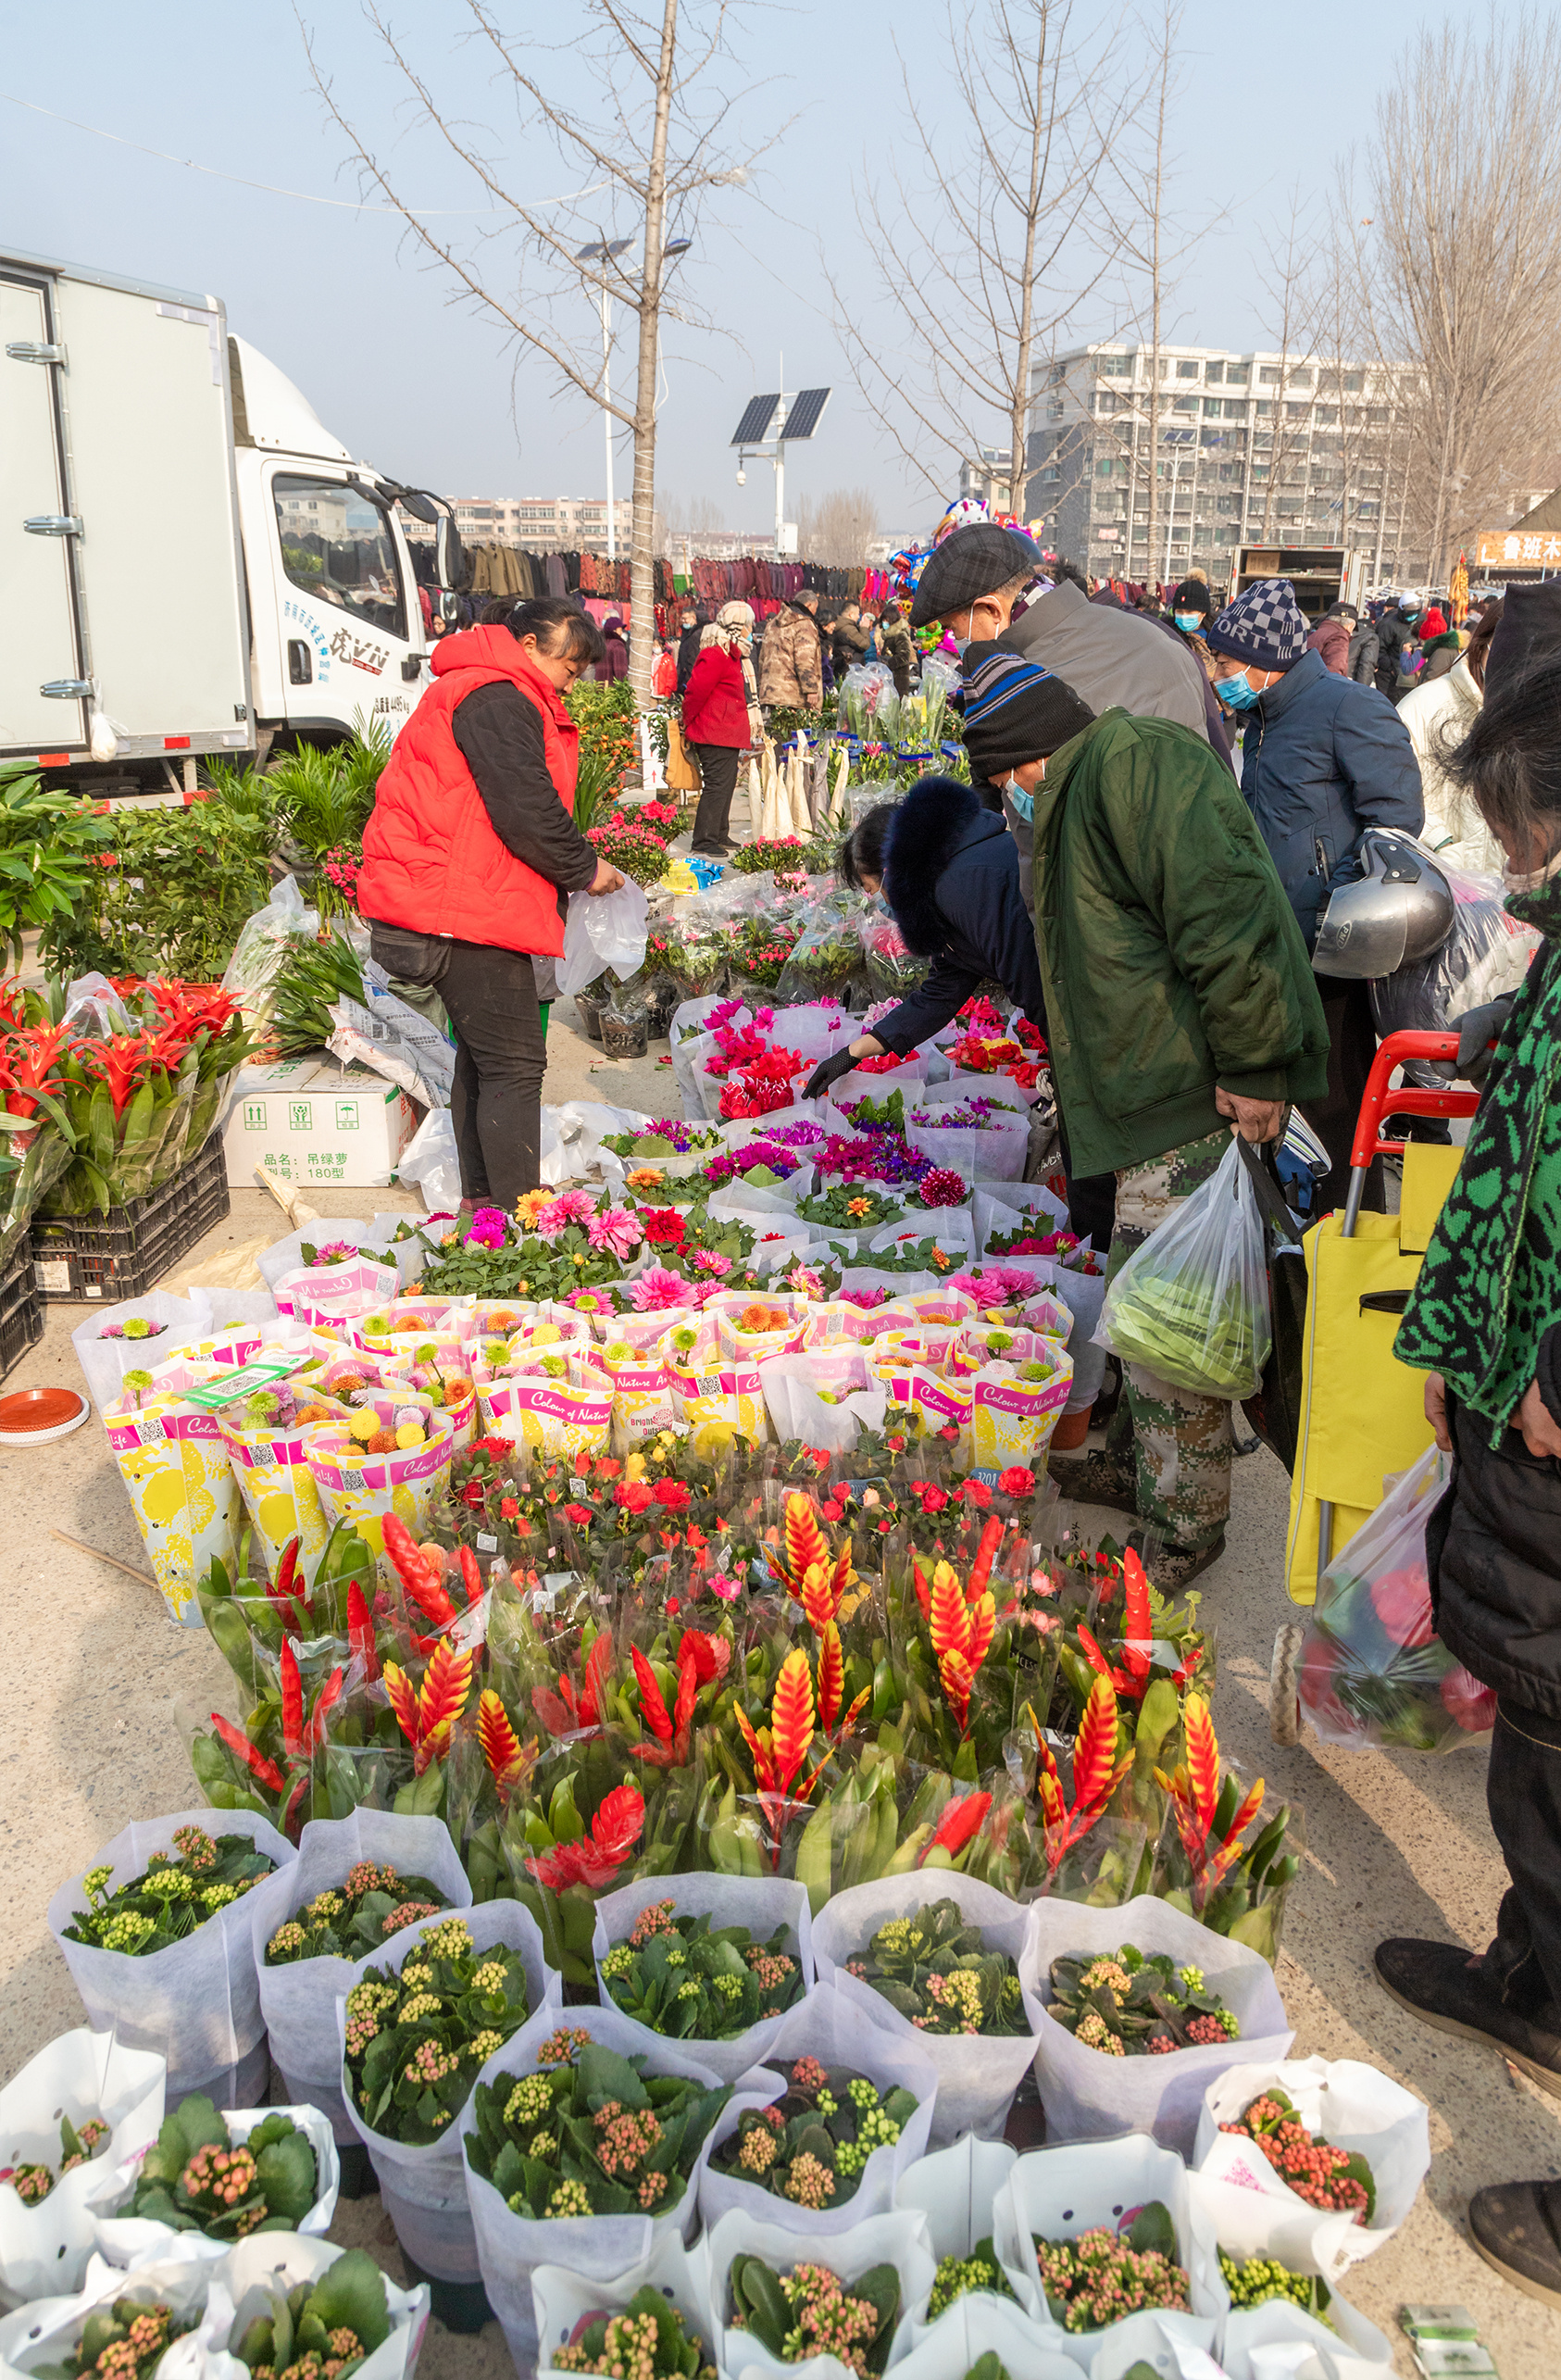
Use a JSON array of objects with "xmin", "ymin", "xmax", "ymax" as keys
[{"xmin": 273, "ymin": 474, "xmax": 406, "ymax": 641}]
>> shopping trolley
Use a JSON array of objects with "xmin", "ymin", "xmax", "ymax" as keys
[{"xmin": 1268, "ymin": 1029, "xmax": 1480, "ymax": 1745}]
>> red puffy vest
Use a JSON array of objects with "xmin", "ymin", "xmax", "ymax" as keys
[{"xmin": 357, "ymin": 626, "xmax": 581, "ymax": 957}]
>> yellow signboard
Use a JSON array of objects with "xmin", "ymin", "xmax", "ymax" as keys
[{"xmin": 1476, "ymin": 527, "xmax": 1561, "ymax": 569}]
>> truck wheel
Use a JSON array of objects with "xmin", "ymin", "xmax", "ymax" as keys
[{"xmin": 1269, "ymin": 1623, "xmax": 1305, "ymax": 1747}]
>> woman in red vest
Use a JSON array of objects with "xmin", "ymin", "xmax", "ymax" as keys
[
  {"xmin": 357, "ymin": 596, "xmax": 624, "ymax": 1207},
  {"xmin": 681, "ymin": 620, "xmax": 753, "ymax": 855}
]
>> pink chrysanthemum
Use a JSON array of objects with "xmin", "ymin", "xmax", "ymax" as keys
[
  {"xmin": 629, "ymin": 1266, "xmax": 690, "ymax": 1311},
  {"xmin": 532, "ymin": 1187, "xmax": 593, "ymax": 1242},
  {"xmin": 588, "ymin": 1204, "xmax": 644, "ymax": 1259},
  {"xmin": 690, "ymin": 1248, "xmax": 731, "ymax": 1276}
]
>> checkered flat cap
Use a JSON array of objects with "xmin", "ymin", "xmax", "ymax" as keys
[{"xmin": 908, "ymin": 524, "xmax": 1041, "ymax": 627}]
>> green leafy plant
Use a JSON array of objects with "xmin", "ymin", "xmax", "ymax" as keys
[
  {"xmin": 265, "ymin": 1860, "xmax": 453, "ymax": 1964},
  {"xmin": 712, "ymin": 2057, "xmax": 918, "ymax": 2211},
  {"xmin": 726, "ymin": 2253, "xmax": 901, "ymax": 2375},
  {"xmin": 343, "ymin": 1917, "xmax": 533, "ymax": 2145},
  {"xmin": 266, "ymin": 928, "xmax": 366, "ymax": 1059},
  {"xmin": 600, "ymin": 1901, "xmax": 805, "ymax": 2040},
  {"xmin": 0, "ymin": 766, "xmax": 113, "ymax": 969},
  {"xmin": 465, "ymin": 2025, "xmax": 731, "ymax": 2220},
  {"xmin": 64, "ymin": 1827, "xmax": 276, "ymax": 1956},
  {"xmin": 268, "ymin": 722, "xmax": 389, "ymax": 860},
  {"xmin": 33, "ymin": 2296, "xmax": 201, "ymax": 2380},
  {"xmin": 38, "ymin": 798, "xmax": 271, "ymax": 983},
  {"xmin": 6, "ymin": 2113, "xmax": 109, "ymax": 2205},
  {"xmin": 1046, "ymin": 1945, "xmax": 1241, "ymax": 2056},
  {"xmin": 121, "ymin": 2097, "xmax": 318, "ymax": 2240},
  {"xmin": 231, "ymin": 2248, "xmax": 393, "ymax": 2380},
  {"xmin": 1035, "ymin": 2201, "xmax": 1190, "ymax": 2334},
  {"xmin": 566, "ymin": 680, "xmax": 638, "ymax": 787},
  {"xmin": 846, "ymin": 1898, "xmax": 1027, "ymax": 2036},
  {"xmin": 553, "ymin": 2287, "xmax": 717, "ymax": 2377},
  {"xmin": 927, "ymin": 2242, "xmax": 1018, "ymax": 2320}
]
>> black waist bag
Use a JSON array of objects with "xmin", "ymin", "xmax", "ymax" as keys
[{"xmin": 366, "ymin": 921, "xmax": 453, "ymax": 989}]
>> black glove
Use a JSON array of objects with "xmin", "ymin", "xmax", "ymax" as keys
[
  {"xmin": 1455, "ymin": 996, "xmax": 1514, "ymax": 1087},
  {"xmin": 803, "ymin": 1046, "xmax": 864, "ymax": 1101}
]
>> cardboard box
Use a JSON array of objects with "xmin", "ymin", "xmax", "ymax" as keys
[{"xmin": 221, "ymin": 1057, "xmax": 421, "ymax": 1189}]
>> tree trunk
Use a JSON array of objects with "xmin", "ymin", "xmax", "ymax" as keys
[{"xmin": 628, "ymin": 0, "xmax": 679, "ymax": 715}]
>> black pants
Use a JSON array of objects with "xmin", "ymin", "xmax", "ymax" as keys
[
  {"xmin": 690, "ymin": 744, "xmax": 741, "ymax": 852},
  {"xmin": 1487, "ymin": 1697, "xmax": 1561, "ymax": 2025},
  {"xmin": 1302, "ymin": 979, "xmax": 1383, "ymax": 1218},
  {"xmin": 438, "ymin": 940, "xmax": 548, "ymax": 1206}
]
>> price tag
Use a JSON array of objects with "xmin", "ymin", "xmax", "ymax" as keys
[
  {"xmin": 568, "ymin": 1477, "xmax": 588, "ymax": 1498},
  {"xmin": 475, "ymin": 1531, "xmax": 498, "ymax": 1554}
]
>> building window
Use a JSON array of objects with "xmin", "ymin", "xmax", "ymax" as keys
[
  {"xmin": 1176, "ymin": 359, "xmax": 1200, "ymax": 378},
  {"xmin": 1223, "ymin": 400, "xmax": 1248, "ymax": 420},
  {"xmin": 1342, "ymin": 371, "xmax": 1365, "ymax": 392},
  {"xmin": 1096, "ymin": 458, "xmax": 1116, "ymax": 476},
  {"xmin": 1227, "ymin": 363, "xmax": 1250, "ymax": 385},
  {"xmin": 1096, "ymin": 352, "xmax": 1132, "ymax": 376},
  {"xmin": 1291, "ymin": 367, "xmax": 1313, "ymax": 386},
  {"xmin": 1205, "ymin": 360, "xmax": 1225, "ymax": 384},
  {"xmin": 1285, "ymin": 403, "xmax": 1310, "ymax": 421},
  {"xmin": 1259, "ymin": 366, "xmax": 1280, "ymax": 384}
]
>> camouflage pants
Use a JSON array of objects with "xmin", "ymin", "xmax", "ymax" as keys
[{"xmin": 1104, "ymin": 1129, "xmax": 1232, "ymax": 1553}]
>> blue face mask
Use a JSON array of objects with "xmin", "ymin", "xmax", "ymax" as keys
[
  {"xmin": 1173, "ymin": 611, "xmax": 1201, "ymax": 633},
  {"xmin": 1215, "ymin": 672, "xmax": 1263, "ymax": 710},
  {"xmin": 1004, "ymin": 772, "xmax": 1035, "ymax": 822}
]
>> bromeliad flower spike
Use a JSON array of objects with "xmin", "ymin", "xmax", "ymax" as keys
[
  {"xmin": 1155, "ymin": 1695, "xmax": 1264, "ymax": 1909},
  {"xmin": 916, "ymin": 1522, "xmax": 1001, "ymax": 1737},
  {"xmin": 1029, "ymin": 1674, "xmax": 1134, "ymax": 1881},
  {"xmin": 382, "ymin": 1639, "xmax": 474, "ymax": 1778}
]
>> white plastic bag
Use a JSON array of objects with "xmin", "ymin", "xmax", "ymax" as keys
[
  {"xmin": 1193, "ymin": 2056, "xmax": 1430, "ymax": 2275},
  {"xmin": 47, "ymin": 1811, "xmax": 296, "ymax": 2111},
  {"xmin": 765, "ymin": 1005, "xmax": 855, "ymax": 1065},
  {"xmin": 245, "ymin": 1810, "xmax": 475, "ymax": 2143},
  {"xmin": 894, "ymin": 2135, "xmax": 1017, "ymax": 2341},
  {"xmin": 810, "ymin": 1875, "xmax": 1040, "ymax": 2146},
  {"xmin": 395, "ymin": 1106, "xmax": 461, "ymax": 1215},
  {"xmin": 592, "ymin": 1875, "xmax": 814, "ymax": 2086},
  {"xmin": 531, "ymin": 2232, "xmax": 716, "ymax": 2380},
  {"xmin": 758, "ymin": 1349, "xmax": 887, "ymax": 1453},
  {"xmin": 87, "ymin": 2101, "xmax": 340, "ymax": 2270},
  {"xmin": 0, "ymin": 2032, "xmax": 166, "ymax": 2311},
  {"xmin": 888, "ymin": 2297, "xmax": 1078, "ymax": 2380},
  {"xmin": 461, "ymin": 2002, "xmax": 763, "ymax": 2373},
  {"xmin": 706, "ymin": 2204, "xmax": 935, "ymax": 2380},
  {"xmin": 1096, "ymin": 1138, "xmax": 1271, "ymax": 1399},
  {"xmin": 1019, "ymin": 1896, "xmax": 1293, "ymax": 2158},
  {"xmin": 558, "ymin": 881, "xmax": 650, "ymax": 997},
  {"xmin": 336, "ymin": 1898, "xmax": 556, "ymax": 2286},
  {"xmin": 990, "ymin": 2135, "xmax": 1224, "ymax": 2371},
  {"xmin": 330, "ymin": 965, "xmax": 456, "ymax": 1109},
  {"xmin": 700, "ymin": 1984, "xmax": 938, "ymax": 2239}
]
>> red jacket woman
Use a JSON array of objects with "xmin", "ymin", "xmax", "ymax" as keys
[
  {"xmin": 681, "ymin": 634, "xmax": 752, "ymax": 857},
  {"xmin": 357, "ymin": 597, "xmax": 621, "ymax": 1205}
]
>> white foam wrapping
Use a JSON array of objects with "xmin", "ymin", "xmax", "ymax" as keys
[
  {"xmin": 1218, "ymin": 2294, "xmax": 1392, "ymax": 2379},
  {"xmin": 810, "ymin": 1875, "xmax": 1040, "ymax": 2145},
  {"xmin": 1192, "ymin": 2057, "xmax": 1430, "ymax": 2275},
  {"xmin": 990, "ymin": 2135, "xmax": 1225, "ymax": 2372},
  {"xmin": 202, "ymin": 2231, "xmax": 430, "ymax": 2380},
  {"xmin": 336, "ymin": 1899, "xmax": 556, "ymax": 2285},
  {"xmin": 973, "ymin": 1183, "xmax": 1069, "ymax": 1252},
  {"xmin": 707, "ymin": 2204, "xmax": 935, "ymax": 2380},
  {"xmin": 71, "ymin": 1294, "xmax": 274, "ymax": 1413},
  {"xmin": 906, "ymin": 1113, "xmax": 1029, "ymax": 1186},
  {"xmin": 869, "ymin": 1212, "xmax": 975, "ymax": 1265},
  {"xmin": 1020, "ymin": 1898, "xmax": 1293, "ymax": 2158},
  {"xmin": 244, "ymin": 1811, "xmax": 474, "ymax": 2143},
  {"xmin": 1086, "ymin": 2311, "xmax": 1227, "ymax": 2378},
  {"xmin": 700, "ymin": 1983, "xmax": 938, "ymax": 2238},
  {"xmin": 0, "ymin": 2251, "xmax": 227, "ymax": 2380},
  {"xmin": 887, "ymin": 2297, "xmax": 1076, "ymax": 2380},
  {"xmin": 531, "ymin": 2232, "xmax": 716, "ymax": 2380},
  {"xmin": 765, "ymin": 1006, "xmax": 855, "ymax": 1064},
  {"xmin": 461, "ymin": 2002, "xmax": 768, "ymax": 2373},
  {"xmin": 0, "ymin": 2032, "xmax": 166, "ymax": 2311},
  {"xmin": 87, "ymin": 2102, "xmax": 339, "ymax": 2269},
  {"xmin": 592, "ymin": 1875, "xmax": 815, "ymax": 2086},
  {"xmin": 47, "ymin": 1812, "xmax": 295, "ymax": 2111}
]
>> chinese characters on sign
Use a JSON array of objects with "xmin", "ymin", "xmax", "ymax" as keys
[{"xmin": 1475, "ymin": 529, "xmax": 1561, "ymax": 569}]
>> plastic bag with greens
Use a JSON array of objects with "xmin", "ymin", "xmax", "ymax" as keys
[{"xmin": 1094, "ymin": 1137, "xmax": 1270, "ymax": 1399}]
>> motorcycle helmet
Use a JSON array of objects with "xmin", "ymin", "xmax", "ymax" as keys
[
  {"xmin": 1312, "ymin": 830, "xmax": 1455, "ymax": 979},
  {"xmin": 1274, "ymin": 1109, "xmax": 1330, "ymax": 1226}
]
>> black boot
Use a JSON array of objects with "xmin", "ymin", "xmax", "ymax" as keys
[
  {"xmin": 1469, "ymin": 2180, "xmax": 1561, "ymax": 2305},
  {"xmin": 1375, "ymin": 1938, "xmax": 1561, "ymax": 2098}
]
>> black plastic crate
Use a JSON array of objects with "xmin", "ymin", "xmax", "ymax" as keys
[
  {"xmin": 0, "ymin": 1232, "xmax": 44, "ymax": 1375},
  {"xmin": 31, "ymin": 1136, "xmax": 231, "ymax": 1303}
]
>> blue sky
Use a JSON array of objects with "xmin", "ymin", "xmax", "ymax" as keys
[{"xmin": 0, "ymin": 0, "xmax": 1476, "ymax": 543}]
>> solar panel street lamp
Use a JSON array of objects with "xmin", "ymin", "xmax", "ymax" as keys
[{"xmin": 731, "ymin": 383, "xmax": 831, "ymax": 560}]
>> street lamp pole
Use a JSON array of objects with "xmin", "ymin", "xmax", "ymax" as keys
[{"xmin": 600, "ymin": 283, "xmax": 616, "ymax": 562}]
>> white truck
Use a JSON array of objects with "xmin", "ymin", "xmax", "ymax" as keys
[{"xmin": 1, "ymin": 245, "xmax": 464, "ymax": 796}]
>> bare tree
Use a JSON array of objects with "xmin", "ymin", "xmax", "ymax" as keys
[
  {"xmin": 300, "ymin": 1, "xmax": 761, "ymax": 704},
  {"xmin": 793, "ymin": 487, "xmax": 880, "ymax": 569},
  {"xmin": 1360, "ymin": 9, "xmax": 1561, "ymax": 582},
  {"xmin": 827, "ymin": 0, "xmax": 1138, "ymax": 515}
]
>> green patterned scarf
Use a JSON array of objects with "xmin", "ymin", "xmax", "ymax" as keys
[{"xmin": 1395, "ymin": 875, "xmax": 1561, "ymax": 1445}]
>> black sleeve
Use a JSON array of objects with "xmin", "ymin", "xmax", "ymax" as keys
[
  {"xmin": 1539, "ymin": 1324, "xmax": 1561, "ymax": 1431},
  {"xmin": 872, "ymin": 957, "xmax": 988, "ymax": 1054},
  {"xmin": 940, "ymin": 850, "xmax": 1048, "ymax": 1038},
  {"xmin": 452, "ymin": 683, "xmax": 599, "ymax": 892}
]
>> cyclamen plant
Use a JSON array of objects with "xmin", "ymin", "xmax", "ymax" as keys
[
  {"xmin": 65, "ymin": 1828, "xmax": 276, "ymax": 1957},
  {"xmin": 713, "ymin": 2058, "xmax": 919, "ymax": 2212},
  {"xmin": 726, "ymin": 2254, "xmax": 901, "ymax": 2378},
  {"xmin": 265, "ymin": 1860, "xmax": 453, "ymax": 1965},
  {"xmin": 1218, "ymin": 2089, "xmax": 1375, "ymax": 2220},
  {"xmin": 1035, "ymin": 2201, "xmax": 1190, "ymax": 2334},
  {"xmin": 4, "ymin": 2113, "xmax": 108, "ymax": 2205},
  {"xmin": 552, "ymin": 2287, "xmax": 718, "ymax": 2379},
  {"xmin": 464, "ymin": 2029, "xmax": 731, "ymax": 2222},
  {"xmin": 120, "ymin": 2096, "xmax": 318, "ymax": 2241},
  {"xmin": 1046, "ymin": 1946, "xmax": 1242, "ymax": 2056},
  {"xmin": 343, "ymin": 1918, "xmax": 533, "ymax": 2146},
  {"xmin": 600, "ymin": 1903, "xmax": 805, "ymax": 2041},
  {"xmin": 845, "ymin": 1899, "xmax": 1027, "ymax": 2037}
]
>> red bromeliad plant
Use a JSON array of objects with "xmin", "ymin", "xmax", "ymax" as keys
[
  {"xmin": 914, "ymin": 1516, "xmax": 1003, "ymax": 1736},
  {"xmin": 765, "ymin": 1494, "xmax": 859, "ymax": 1633},
  {"xmin": 382, "ymin": 1639, "xmax": 475, "ymax": 1776},
  {"xmin": 381, "ymin": 1513, "xmax": 482, "ymax": 1651},
  {"xmin": 734, "ymin": 1648, "xmax": 833, "ymax": 1865},
  {"xmin": 477, "ymin": 1688, "xmax": 541, "ymax": 1795},
  {"xmin": 1030, "ymin": 1672, "xmax": 1133, "ymax": 1882},
  {"xmin": 531, "ymin": 1630, "xmax": 614, "ymax": 1741},
  {"xmin": 1154, "ymin": 1696, "xmax": 1265, "ymax": 1913},
  {"xmin": 526, "ymin": 1781, "xmax": 645, "ymax": 1890}
]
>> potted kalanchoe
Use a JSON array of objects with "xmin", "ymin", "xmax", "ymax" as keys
[
  {"xmin": 711, "ymin": 2057, "xmax": 918, "ymax": 2212},
  {"xmin": 726, "ymin": 2252, "xmax": 900, "ymax": 2375},
  {"xmin": 1218, "ymin": 2249, "xmax": 1334, "ymax": 2328},
  {"xmin": 927, "ymin": 2240, "xmax": 1018, "ymax": 2320},
  {"xmin": 1217, "ymin": 2088, "xmax": 1374, "ymax": 2219},
  {"xmin": 551, "ymin": 2289, "xmax": 718, "ymax": 2378},
  {"xmin": 465, "ymin": 2026, "xmax": 731, "ymax": 2220},
  {"xmin": 846, "ymin": 1899, "xmax": 1028, "ymax": 2037},
  {"xmin": 3, "ymin": 2114, "xmax": 108, "ymax": 2204},
  {"xmin": 265, "ymin": 1860, "xmax": 453, "ymax": 1966},
  {"xmin": 599, "ymin": 1902, "xmax": 805, "ymax": 2041},
  {"xmin": 1046, "ymin": 1946, "xmax": 1242, "ymax": 2057},
  {"xmin": 31, "ymin": 2294, "xmax": 202, "ymax": 2380},
  {"xmin": 343, "ymin": 1916, "xmax": 533, "ymax": 2146},
  {"xmin": 64, "ymin": 1827, "xmax": 276, "ymax": 1956},
  {"xmin": 231, "ymin": 2249, "xmax": 393, "ymax": 2380},
  {"xmin": 113, "ymin": 2095, "xmax": 319, "ymax": 2240},
  {"xmin": 1035, "ymin": 2201, "xmax": 1190, "ymax": 2334}
]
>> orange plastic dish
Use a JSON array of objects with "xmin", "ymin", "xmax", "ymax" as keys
[{"xmin": 0, "ymin": 1386, "xmax": 92, "ymax": 1444}]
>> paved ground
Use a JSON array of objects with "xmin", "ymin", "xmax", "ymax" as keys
[{"xmin": 1, "ymin": 996, "xmax": 1554, "ymax": 2379}]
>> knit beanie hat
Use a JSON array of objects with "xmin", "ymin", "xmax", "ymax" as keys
[
  {"xmin": 1484, "ymin": 581, "xmax": 1561, "ymax": 697},
  {"xmin": 909, "ymin": 523, "xmax": 1042, "ymax": 627},
  {"xmin": 958, "ymin": 642, "xmax": 1095, "ymax": 778},
  {"xmin": 1170, "ymin": 575, "xmax": 1212, "ymax": 618},
  {"xmin": 1205, "ymin": 577, "xmax": 1310, "ymax": 671}
]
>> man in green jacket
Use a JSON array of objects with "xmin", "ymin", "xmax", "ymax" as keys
[{"xmin": 960, "ymin": 642, "xmax": 1331, "ymax": 1585}]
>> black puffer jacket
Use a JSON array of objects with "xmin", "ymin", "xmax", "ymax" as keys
[
  {"xmin": 872, "ymin": 775, "xmax": 1045, "ymax": 1050},
  {"xmin": 1431, "ymin": 1394, "xmax": 1561, "ymax": 1714}
]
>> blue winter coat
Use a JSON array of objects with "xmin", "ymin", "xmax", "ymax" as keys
[{"xmin": 1240, "ymin": 647, "xmax": 1424, "ymax": 948}]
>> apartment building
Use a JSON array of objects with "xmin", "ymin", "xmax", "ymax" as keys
[
  {"xmin": 402, "ymin": 495, "xmax": 633, "ymax": 552},
  {"xmin": 1028, "ymin": 343, "xmax": 1417, "ymax": 590}
]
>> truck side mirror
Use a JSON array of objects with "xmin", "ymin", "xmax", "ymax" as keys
[{"xmin": 436, "ymin": 516, "xmax": 468, "ymax": 593}]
